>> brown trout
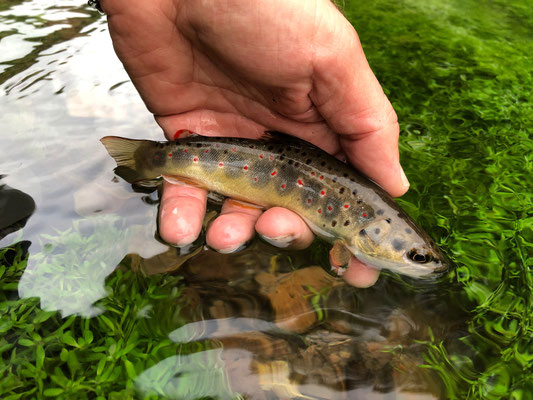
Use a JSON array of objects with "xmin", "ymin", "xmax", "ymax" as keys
[{"xmin": 101, "ymin": 133, "xmax": 448, "ymax": 278}]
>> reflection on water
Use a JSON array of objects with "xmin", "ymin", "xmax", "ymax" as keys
[
  {"xmin": 0, "ymin": 0, "xmax": 167, "ymax": 317},
  {"xmin": 125, "ymin": 240, "xmax": 458, "ymax": 399},
  {"xmin": 0, "ymin": 1, "xmax": 469, "ymax": 399}
]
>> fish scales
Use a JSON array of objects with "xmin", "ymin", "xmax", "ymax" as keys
[{"xmin": 101, "ymin": 134, "xmax": 448, "ymax": 278}]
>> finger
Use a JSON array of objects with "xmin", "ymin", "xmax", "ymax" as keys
[
  {"xmin": 310, "ymin": 15, "xmax": 409, "ymax": 197},
  {"xmin": 157, "ymin": 111, "xmax": 267, "ymax": 142},
  {"xmin": 206, "ymin": 199, "xmax": 263, "ymax": 253},
  {"xmin": 158, "ymin": 180, "xmax": 207, "ymax": 246},
  {"xmin": 342, "ymin": 257, "xmax": 380, "ymax": 288},
  {"xmin": 255, "ymin": 207, "xmax": 315, "ymax": 250}
]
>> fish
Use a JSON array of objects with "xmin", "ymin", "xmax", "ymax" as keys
[{"xmin": 100, "ymin": 133, "xmax": 448, "ymax": 278}]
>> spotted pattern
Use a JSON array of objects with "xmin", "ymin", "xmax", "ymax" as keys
[
  {"xmin": 153, "ymin": 137, "xmax": 385, "ymax": 241},
  {"xmin": 151, "ymin": 150, "xmax": 166, "ymax": 167}
]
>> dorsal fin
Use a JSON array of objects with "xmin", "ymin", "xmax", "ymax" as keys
[
  {"xmin": 259, "ymin": 130, "xmax": 303, "ymax": 143},
  {"xmin": 259, "ymin": 131, "xmax": 322, "ymax": 153}
]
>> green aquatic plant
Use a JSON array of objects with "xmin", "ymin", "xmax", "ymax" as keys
[
  {"xmin": 343, "ymin": 0, "xmax": 533, "ymax": 398},
  {"xmin": 17, "ymin": 215, "xmax": 133, "ymax": 317},
  {"xmin": 0, "ymin": 241, "xmax": 237, "ymax": 399}
]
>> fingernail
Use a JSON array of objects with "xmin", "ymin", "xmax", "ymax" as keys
[
  {"xmin": 260, "ymin": 234, "xmax": 296, "ymax": 248},
  {"xmin": 331, "ymin": 264, "xmax": 347, "ymax": 276},
  {"xmin": 173, "ymin": 129, "xmax": 196, "ymax": 139},
  {"xmin": 217, "ymin": 242, "xmax": 247, "ymax": 254},
  {"xmin": 400, "ymin": 168, "xmax": 410, "ymax": 189}
]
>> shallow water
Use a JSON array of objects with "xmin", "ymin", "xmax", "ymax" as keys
[{"xmin": 1, "ymin": 0, "xmax": 531, "ymax": 399}]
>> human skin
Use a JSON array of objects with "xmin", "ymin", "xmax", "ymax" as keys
[{"xmin": 100, "ymin": 0, "xmax": 409, "ymax": 287}]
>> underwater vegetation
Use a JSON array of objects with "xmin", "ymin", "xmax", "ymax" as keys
[{"xmin": 1, "ymin": 0, "xmax": 532, "ymax": 399}]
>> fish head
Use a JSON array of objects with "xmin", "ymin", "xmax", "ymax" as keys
[{"xmin": 347, "ymin": 218, "xmax": 448, "ymax": 278}]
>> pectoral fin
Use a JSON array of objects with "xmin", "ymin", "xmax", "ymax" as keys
[{"xmin": 329, "ymin": 240, "xmax": 352, "ymax": 268}]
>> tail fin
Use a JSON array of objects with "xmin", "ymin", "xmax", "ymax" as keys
[
  {"xmin": 100, "ymin": 136, "xmax": 158, "ymax": 187},
  {"xmin": 100, "ymin": 136, "xmax": 141, "ymax": 169}
]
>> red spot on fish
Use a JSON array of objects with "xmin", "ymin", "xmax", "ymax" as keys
[
  {"xmin": 243, "ymin": 165, "xmax": 249, "ymax": 170},
  {"xmin": 269, "ymin": 155, "xmax": 274, "ymax": 161},
  {"xmin": 271, "ymin": 171, "xmax": 277, "ymax": 176},
  {"xmin": 232, "ymin": 147, "xmax": 237, "ymax": 152},
  {"xmin": 254, "ymin": 177, "xmax": 258, "ymax": 182},
  {"xmin": 281, "ymin": 184, "xmax": 286, "ymax": 189},
  {"xmin": 205, "ymin": 149, "xmax": 209, "ymax": 153},
  {"xmin": 193, "ymin": 157, "xmax": 199, "ymax": 163},
  {"xmin": 311, "ymin": 172, "xmax": 316, "ymax": 176},
  {"xmin": 328, "ymin": 206, "xmax": 333, "ymax": 211},
  {"xmin": 319, "ymin": 175, "xmax": 324, "ymax": 180},
  {"xmin": 307, "ymin": 198, "xmax": 312, "ymax": 204},
  {"xmin": 218, "ymin": 162, "xmax": 224, "ymax": 167},
  {"xmin": 317, "ymin": 208, "xmax": 322, "ymax": 214},
  {"xmin": 259, "ymin": 154, "xmax": 264, "ymax": 159},
  {"xmin": 297, "ymin": 179, "xmax": 303, "ymax": 186},
  {"xmin": 344, "ymin": 204, "xmax": 349, "ymax": 209},
  {"xmin": 320, "ymin": 190, "xmax": 325, "ymax": 196},
  {"xmin": 184, "ymin": 149, "xmax": 188, "ymax": 153},
  {"xmin": 168, "ymin": 153, "xmax": 172, "ymax": 157},
  {"xmin": 362, "ymin": 213, "xmax": 367, "ymax": 217}
]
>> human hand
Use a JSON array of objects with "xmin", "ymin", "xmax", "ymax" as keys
[{"xmin": 101, "ymin": 0, "xmax": 409, "ymax": 287}]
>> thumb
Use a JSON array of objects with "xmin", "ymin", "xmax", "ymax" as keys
[{"xmin": 311, "ymin": 17, "xmax": 409, "ymax": 197}]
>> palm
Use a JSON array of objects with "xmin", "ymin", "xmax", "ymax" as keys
[
  {"xmin": 102, "ymin": 0, "xmax": 407, "ymax": 287},
  {"xmin": 108, "ymin": 1, "xmax": 354, "ymax": 152}
]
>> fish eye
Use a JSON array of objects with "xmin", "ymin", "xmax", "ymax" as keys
[{"xmin": 408, "ymin": 249, "xmax": 432, "ymax": 264}]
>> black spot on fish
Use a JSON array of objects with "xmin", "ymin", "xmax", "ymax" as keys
[
  {"xmin": 302, "ymin": 152, "xmax": 307, "ymax": 157},
  {"xmin": 332, "ymin": 220, "xmax": 337, "ymax": 227},
  {"xmin": 392, "ymin": 239, "xmax": 405, "ymax": 251},
  {"xmin": 377, "ymin": 209, "xmax": 384, "ymax": 215},
  {"xmin": 294, "ymin": 162, "xmax": 300, "ymax": 168},
  {"xmin": 151, "ymin": 151, "xmax": 166, "ymax": 167},
  {"xmin": 223, "ymin": 150, "xmax": 228, "ymax": 154},
  {"xmin": 196, "ymin": 143, "xmax": 202, "ymax": 148},
  {"xmin": 357, "ymin": 199, "xmax": 363, "ymax": 204},
  {"xmin": 251, "ymin": 160, "xmax": 271, "ymax": 186},
  {"xmin": 405, "ymin": 228, "xmax": 413, "ymax": 234},
  {"xmin": 352, "ymin": 189, "xmax": 358, "ymax": 196},
  {"xmin": 344, "ymin": 220, "xmax": 350, "ymax": 226},
  {"xmin": 374, "ymin": 228, "xmax": 381, "ymax": 235},
  {"xmin": 288, "ymin": 160, "xmax": 293, "ymax": 165},
  {"xmin": 332, "ymin": 177, "xmax": 338, "ymax": 183},
  {"xmin": 171, "ymin": 149, "xmax": 191, "ymax": 165},
  {"xmin": 386, "ymin": 218, "xmax": 392, "ymax": 224},
  {"xmin": 268, "ymin": 145, "xmax": 274, "ymax": 151},
  {"xmin": 359, "ymin": 229, "xmax": 367, "ymax": 236},
  {"xmin": 321, "ymin": 161, "xmax": 326, "ymax": 167},
  {"xmin": 305, "ymin": 159, "xmax": 312, "ymax": 165},
  {"xmin": 279, "ymin": 155, "xmax": 285, "ymax": 161},
  {"xmin": 294, "ymin": 149, "xmax": 300, "ymax": 154},
  {"xmin": 343, "ymin": 173, "xmax": 348, "ymax": 178},
  {"xmin": 339, "ymin": 187, "xmax": 345, "ymax": 194}
]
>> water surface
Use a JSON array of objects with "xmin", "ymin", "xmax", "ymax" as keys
[{"xmin": 1, "ymin": 0, "xmax": 531, "ymax": 399}]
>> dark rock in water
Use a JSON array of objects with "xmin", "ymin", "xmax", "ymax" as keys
[{"xmin": 0, "ymin": 183, "xmax": 35, "ymax": 240}]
